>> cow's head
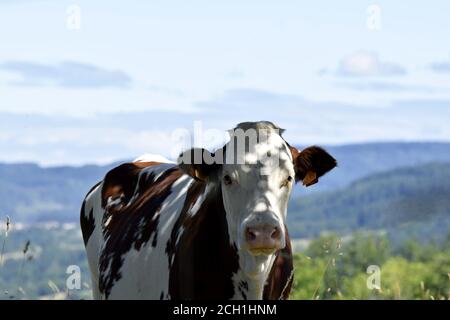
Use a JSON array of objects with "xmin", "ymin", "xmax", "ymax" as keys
[{"xmin": 178, "ymin": 121, "xmax": 336, "ymax": 278}]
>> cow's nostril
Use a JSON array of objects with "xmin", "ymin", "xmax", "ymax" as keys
[
  {"xmin": 245, "ymin": 224, "xmax": 282, "ymax": 255},
  {"xmin": 245, "ymin": 228, "xmax": 257, "ymax": 241},
  {"xmin": 245, "ymin": 225, "xmax": 281, "ymax": 244},
  {"xmin": 271, "ymin": 227, "xmax": 281, "ymax": 240}
]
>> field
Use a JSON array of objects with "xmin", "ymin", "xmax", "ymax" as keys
[{"xmin": 0, "ymin": 225, "xmax": 449, "ymax": 300}]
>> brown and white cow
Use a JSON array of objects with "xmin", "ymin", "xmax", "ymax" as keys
[{"xmin": 80, "ymin": 121, "xmax": 336, "ymax": 300}]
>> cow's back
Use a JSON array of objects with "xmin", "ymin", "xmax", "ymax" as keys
[{"xmin": 80, "ymin": 158, "xmax": 193, "ymax": 299}]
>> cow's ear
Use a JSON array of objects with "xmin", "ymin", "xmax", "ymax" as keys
[
  {"xmin": 177, "ymin": 148, "xmax": 221, "ymax": 182},
  {"xmin": 291, "ymin": 146, "xmax": 337, "ymax": 187}
]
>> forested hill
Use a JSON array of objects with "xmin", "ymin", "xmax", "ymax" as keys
[
  {"xmin": 288, "ymin": 162, "xmax": 450, "ymax": 244},
  {"xmin": 0, "ymin": 142, "xmax": 449, "ymax": 235},
  {"xmin": 0, "ymin": 162, "xmax": 117, "ymax": 222},
  {"xmin": 298, "ymin": 142, "xmax": 450, "ymax": 192}
]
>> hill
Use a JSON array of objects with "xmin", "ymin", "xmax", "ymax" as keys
[
  {"xmin": 288, "ymin": 162, "xmax": 450, "ymax": 244},
  {"xmin": 297, "ymin": 142, "xmax": 450, "ymax": 193},
  {"xmin": 0, "ymin": 163, "xmax": 117, "ymax": 222},
  {"xmin": 0, "ymin": 142, "xmax": 449, "ymax": 226}
]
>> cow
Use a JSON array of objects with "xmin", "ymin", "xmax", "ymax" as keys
[{"xmin": 80, "ymin": 121, "xmax": 337, "ymax": 300}]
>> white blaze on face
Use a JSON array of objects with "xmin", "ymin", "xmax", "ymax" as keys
[{"xmin": 220, "ymin": 128, "xmax": 294, "ymax": 278}]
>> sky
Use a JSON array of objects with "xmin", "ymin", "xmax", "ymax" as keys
[{"xmin": 0, "ymin": 0, "xmax": 450, "ymax": 165}]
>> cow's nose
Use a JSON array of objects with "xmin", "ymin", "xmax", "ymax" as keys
[{"xmin": 245, "ymin": 224, "xmax": 282, "ymax": 255}]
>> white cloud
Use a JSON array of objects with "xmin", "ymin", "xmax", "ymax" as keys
[
  {"xmin": 0, "ymin": 85, "xmax": 198, "ymax": 116},
  {"xmin": 2, "ymin": 87, "xmax": 449, "ymax": 165},
  {"xmin": 0, "ymin": 60, "xmax": 132, "ymax": 88},
  {"xmin": 337, "ymin": 51, "xmax": 406, "ymax": 77}
]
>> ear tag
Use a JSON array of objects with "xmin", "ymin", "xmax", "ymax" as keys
[
  {"xmin": 194, "ymin": 168, "xmax": 206, "ymax": 181},
  {"xmin": 302, "ymin": 171, "xmax": 318, "ymax": 187}
]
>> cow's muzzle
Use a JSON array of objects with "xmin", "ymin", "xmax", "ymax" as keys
[{"xmin": 244, "ymin": 223, "xmax": 283, "ymax": 256}]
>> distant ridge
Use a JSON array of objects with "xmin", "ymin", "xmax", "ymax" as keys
[
  {"xmin": 294, "ymin": 142, "xmax": 450, "ymax": 193},
  {"xmin": 288, "ymin": 161, "xmax": 450, "ymax": 244},
  {"xmin": 0, "ymin": 142, "xmax": 449, "ymax": 225}
]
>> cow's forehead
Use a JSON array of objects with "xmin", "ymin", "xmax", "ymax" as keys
[{"xmin": 223, "ymin": 132, "xmax": 294, "ymax": 176}]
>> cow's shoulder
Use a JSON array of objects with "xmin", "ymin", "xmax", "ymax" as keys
[
  {"xmin": 100, "ymin": 161, "xmax": 163, "ymax": 209},
  {"xmin": 101, "ymin": 160, "xmax": 173, "ymax": 209}
]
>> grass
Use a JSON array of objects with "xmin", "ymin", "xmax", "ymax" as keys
[
  {"xmin": 0, "ymin": 216, "xmax": 11, "ymax": 267},
  {"xmin": 311, "ymin": 238, "xmax": 342, "ymax": 300}
]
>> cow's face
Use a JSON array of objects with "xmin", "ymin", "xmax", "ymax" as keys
[
  {"xmin": 178, "ymin": 122, "xmax": 336, "ymax": 278},
  {"xmin": 220, "ymin": 130, "xmax": 293, "ymax": 260}
]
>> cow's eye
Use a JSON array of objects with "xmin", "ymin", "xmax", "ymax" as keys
[
  {"xmin": 281, "ymin": 176, "xmax": 294, "ymax": 188},
  {"xmin": 223, "ymin": 175, "xmax": 233, "ymax": 186}
]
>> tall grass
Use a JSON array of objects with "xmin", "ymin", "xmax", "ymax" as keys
[
  {"xmin": 0, "ymin": 216, "xmax": 11, "ymax": 267},
  {"xmin": 311, "ymin": 238, "xmax": 342, "ymax": 300}
]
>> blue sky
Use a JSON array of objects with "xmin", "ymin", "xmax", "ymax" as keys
[{"xmin": 0, "ymin": 0, "xmax": 450, "ymax": 165}]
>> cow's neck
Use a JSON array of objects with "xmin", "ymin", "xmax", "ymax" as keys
[
  {"xmin": 231, "ymin": 252, "xmax": 277, "ymax": 300},
  {"xmin": 206, "ymin": 182, "xmax": 278, "ymax": 300},
  {"xmin": 211, "ymin": 187, "xmax": 278, "ymax": 300},
  {"xmin": 168, "ymin": 180, "xmax": 239, "ymax": 299},
  {"xmin": 169, "ymin": 178, "xmax": 278, "ymax": 300}
]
